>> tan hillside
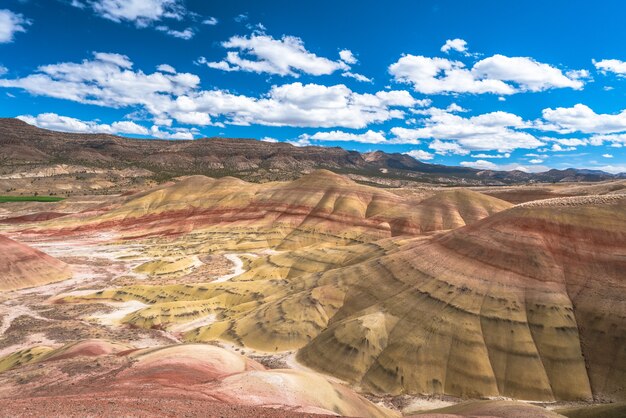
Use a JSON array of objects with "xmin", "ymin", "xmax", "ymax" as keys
[
  {"xmin": 39, "ymin": 170, "xmax": 511, "ymax": 247},
  {"xmin": 298, "ymin": 195, "xmax": 626, "ymax": 401},
  {"xmin": 60, "ymin": 195, "xmax": 625, "ymax": 401},
  {"xmin": 0, "ymin": 234, "xmax": 72, "ymax": 291}
]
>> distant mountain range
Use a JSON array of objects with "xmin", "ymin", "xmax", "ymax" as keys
[{"xmin": 1, "ymin": 118, "xmax": 622, "ymax": 185}]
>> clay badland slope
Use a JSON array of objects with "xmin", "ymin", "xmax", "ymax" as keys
[
  {"xmin": 0, "ymin": 234, "xmax": 72, "ymax": 291},
  {"xmin": 66, "ymin": 193, "xmax": 626, "ymax": 402},
  {"xmin": 37, "ymin": 170, "xmax": 512, "ymax": 247},
  {"xmin": 298, "ymin": 195, "xmax": 626, "ymax": 401}
]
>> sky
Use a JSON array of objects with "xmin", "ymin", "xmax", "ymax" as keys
[{"xmin": 0, "ymin": 0, "xmax": 625, "ymax": 173}]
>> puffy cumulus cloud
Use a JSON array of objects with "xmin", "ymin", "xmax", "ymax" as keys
[
  {"xmin": 17, "ymin": 113, "xmax": 149, "ymax": 135},
  {"xmin": 87, "ymin": 0, "xmax": 186, "ymax": 27},
  {"xmin": 0, "ymin": 52, "xmax": 200, "ymax": 112},
  {"xmin": 472, "ymin": 55, "xmax": 585, "ymax": 91},
  {"xmin": 260, "ymin": 136, "xmax": 278, "ymax": 143},
  {"xmin": 389, "ymin": 53, "xmax": 584, "ymax": 95},
  {"xmin": 339, "ymin": 49, "xmax": 357, "ymax": 64},
  {"xmin": 541, "ymin": 104, "xmax": 626, "ymax": 134},
  {"xmin": 301, "ymin": 129, "xmax": 386, "ymax": 144},
  {"xmin": 593, "ymin": 59, "xmax": 626, "ymax": 76},
  {"xmin": 440, "ymin": 38, "xmax": 468, "ymax": 55},
  {"xmin": 550, "ymin": 144, "xmax": 576, "ymax": 152},
  {"xmin": 171, "ymin": 83, "xmax": 423, "ymax": 128},
  {"xmin": 389, "ymin": 55, "xmax": 514, "ymax": 95},
  {"xmin": 446, "ymin": 103, "xmax": 467, "ymax": 113},
  {"xmin": 603, "ymin": 153, "xmax": 614, "ymax": 158},
  {"xmin": 0, "ymin": 9, "xmax": 31, "ymax": 43},
  {"xmin": 460, "ymin": 159, "xmax": 497, "ymax": 170},
  {"xmin": 588, "ymin": 133, "xmax": 626, "ymax": 147},
  {"xmin": 460, "ymin": 159, "xmax": 548, "ymax": 173},
  {"xmin": 149, "ymin": 125, "xmax": 196, "ymax": 139},
  {"xmin": 0, "ymin": 53, "xmax": 423, "ymax": 129},
  {"xmin": 428, "ymin": 139, "xmax": 470, "ymax": 155},
  {"xmin": 171, "ymin": 111, "xmax": 212, "ymax": 126},
  {"xmin": 390, "ymin": 108, "xmax": 543, "ymax": 153},
  {"xmin": 202, "ymin": 16, "xmax": 218, "ymax": 25},
  {"xmin": 203, "ymin": 34, "xmax": 351, "ymax": 77},
  {"xmin": 404, "ymin": 149, "xmax": 434, "ymax": 160}
]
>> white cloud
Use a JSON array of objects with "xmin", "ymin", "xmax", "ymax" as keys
[
  {"xmin": 593, "ymin": 59, "xmax": 626, "ymax": 77},
  {"xmin": 173, "ymin": 83, "xmax": 421, "ymax": 129},
  {"xmin": 94, "ymin": 52, "xmax": 133, "ymax": 68},
  {"xmin": 0, "ymin": 65, "xmax": 7, "ymax": 76},
  {"xmin": 460, "ymin": 159, "xmax": 548, "ymax": 173},
  {"xmin": 603, "ymin": 153, "xmax": 613, "ymax": 158},
  {"xmin": 342, "ymin": 71, "xmax": 372, "ymax": 83},
  {"xmin": 17, "ymin": 113, "xmax": 149, "ymax": 135},
  {"xmin": 460, "ymin": 159, "xmax": 497, "ymax": 170},
  {"xmin": 0, "ymin": 9, "xmax": 31, "ymax": 43},
  {"xmin": 155, "ymin": 25, "xmax": 194, "ymax": 39},
  {"xmin": 70, "ymin": 1, "xmax": 87, "ymax": 9},
  {"xmin": 440, "ymin": 38, "xmax": 468, "ymax": 55},
  {"xmin": 529, "ymin": 158, "xmax": 544, "ymax": 164},
  {"xmin": 470, "ymin": 152, "xmax": 510, "ymax": 159},
  {"xmin": 302, "ymin": 129, "xmax": 386, "ymax": 144},
  {"xmin": 89, "ymin": 0, "xmax": 186, "ymax": 27},
  {"xmin": 389, "ymin": 55, "xmax": 513, "ymax": 95},
  {"xmin": 588, "ymin": 133, "xmax": 626, "ymax": 147},
  {"xmin": 389, "ymin": 53, "xmax": 584, "ymax": 95},
  {"xmin": 0, "ymin": 53, "xmax": 423, "ymax": 130},
  {"xmin": 390, "ymin": 108, "xmax": 543, "ymax": 153},
  {"xmin": 428, "ymin": 139, "xmax": 470, "ymax": 155},
  {"xmin": 260, "ymin": 136, "xmax": 278, "ymax": 142},
  {"xmin": 202, "ymin": 16, "xmax": 218, "ymax": 25},
  {"xmin": 171, "ymin": 111, "xmax": 212, "ymax": 125},
  {"xmin": 550, "ymin": 144, "xmax": 576, "ymax": 152},
  {"xmin": 446, "ymin": 103, "xmax": 467, "ymax": 113},
  {"xmin": 0, "ymin": 52, "xmax": 200, "ymax": 112},
  {"xmin": 156, "ymin": 64, "xmax": 176, "ymax": 73},
  {"xmin": 587, "ymin": 165, "xmax": 626, "ymax": 174},
  {"xmin": 149, "ymin": 125, "xmax": 195, "ymax": 139},
  {"xmin": 541, "ymin": 104, "xmax": 626, "ymax": 134},
  {"xmin": 404, "ymin": 149, "xmax": 434, "ymax": 160},
  {"xmin": 339, "ymin": 49, "xmax": 357, "ymax": 64},
  {"xmin": 287, "ymin": 136, "xmax": 311, "ymax": 147},
  {"xmin": 472, "ymin": 55, "xmax": 584, "ymax": 92},
  {"xmin": 542, "ymin": 136, "xmax": 589, "ymax": 147},
  {"xmin": 203, "ymin": 34, "xmax": 350, "ymax": 77}
]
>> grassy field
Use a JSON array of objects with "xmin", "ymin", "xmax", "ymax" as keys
[{"xmin": 0, "ymin": 195, "xmax": 65, "ymax": 203}]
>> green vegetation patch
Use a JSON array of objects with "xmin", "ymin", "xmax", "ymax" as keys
[{"xmin": 0, "ymin": 195, "xmax": 65, "ymax": 203}]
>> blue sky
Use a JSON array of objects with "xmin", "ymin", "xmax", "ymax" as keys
[{"xmin": 1, "ymin": 0, "xmax": 625, "ymax": 173}]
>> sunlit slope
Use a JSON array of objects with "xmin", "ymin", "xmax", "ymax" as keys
[
  {"xmin": 0, "ymin": 340, "xmax": 395, "ymax": 418},
  {"xmin": 299, "ymin": 195, "xmax": 626, "ymax": 401},
  {"xmin": 411, "ymin": 188, "xmax": 513, "ymax": 231},
  {"xmin": 39, "ymin": 170, "xmax": 512, "ymax": 247},
  {"xmin": 0, "ymin": 234, "xmax": 72, "ymax": 291},
  {"xmin": 61, "ymin": 195, "xmax": 624, "ymax": 400},
  {"xmin": 63, "ymin": 239, "xmax": 408, "ymax": 351}
]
